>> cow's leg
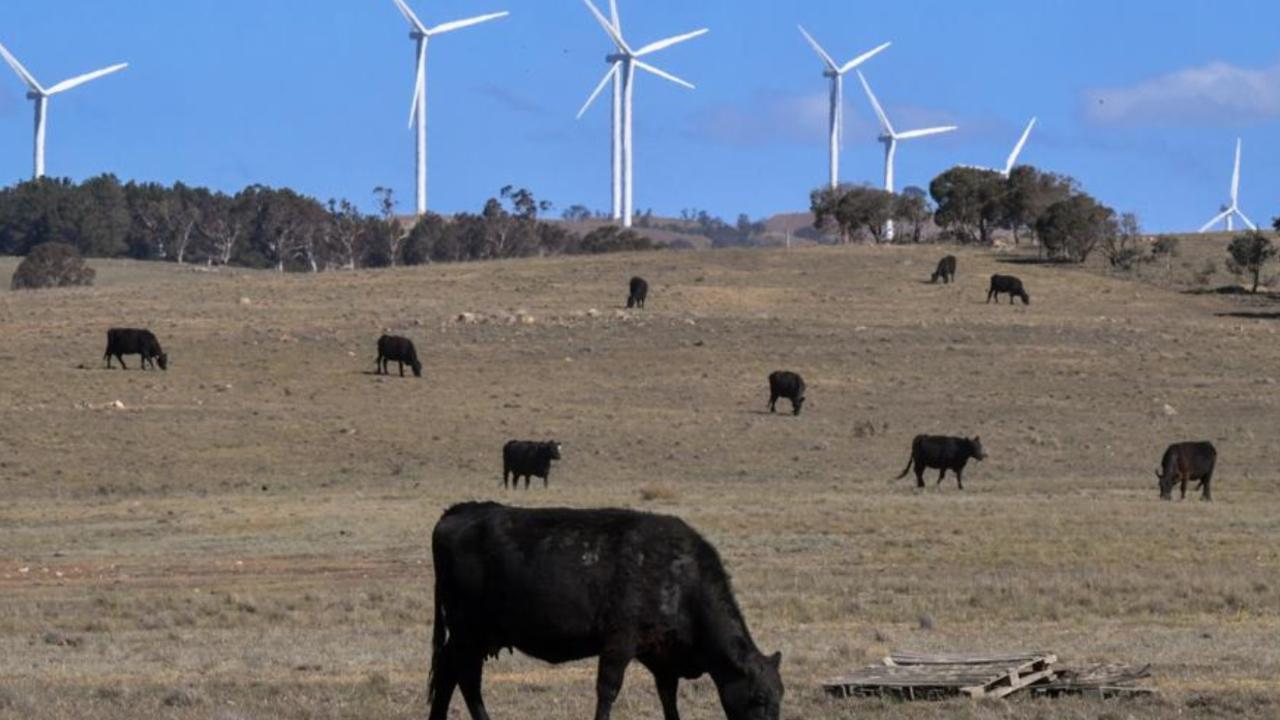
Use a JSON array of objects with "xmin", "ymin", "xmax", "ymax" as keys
[
  {"xmin": 936, "ymin": 468, "xmax": 946, "ymax": 486},
  {"xmin": 524, "ymin": 474, "xmax": 531, "ymax": 490},
  {"xmin": 914, "ymin": 465, "xmax": 925, "ymax": 489},
  {"xmin": 543, "ymin": 472, "xmax": 549, "ymax": 488},
  {"xmin": 427, "ymin": 644, "xmax": 460, "ymax": 720},
  {"xmin": 117, "ymin": 355, "xmax": 127, "ymax": 370},
  {"xmin": 956, "ymin": 468, "xmax": 964, "ymax": 490},
  {"xmin": 398, "ymin": 361, "xmax": 405, "ymax": 377},
  {"xmin": 593, "ymin": 648, "xmax": 633, "ymax": 720},
  {"xmin": 986, "ymin": 289, "xmax": 993, "ymax": 303},
  {"xmin": 653, "ymin": 671, "xmax": 681, "ymax": 720},
  {"xmin": 1180, "ymin": 474, "xmax": 1188, "ymax": 500},
  {"xmin": 457, "ymin": 653, "xmax": 492, "ymax": 720},
  {"xmin": 1201, "ymin": 473, "xmax": 1212, "ymax": 502},
  {"xmin": 768, "ymin": 392, "xmax": 778, "ymax": 413}
]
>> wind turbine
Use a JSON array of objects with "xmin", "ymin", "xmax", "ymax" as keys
[
  {"xmin": 797, "ymin": 26, "xmax": 889, "ymax": 190},
  {"xmin": 390, "ymin": 0, "xmax": 508, "ymax": 217},
  {"xmin": 577, "ymin": 0, "xmax": 707, "ymax": 228},
  {"xmin": 1200, "ymin": 138, "xmax": 1255, "ymax": 233},
  {"xmin": 0, "ymin": 40, "xmax": 127, "ymax": 179},
  {"xmin": 999, "ymin": 117, "xmax": 1036, "ymax": 177},
  {"xmin": 856, "ymin": 71, "xmax": 957, "ymax": 240}
]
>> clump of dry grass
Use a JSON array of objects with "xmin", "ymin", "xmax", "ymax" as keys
[{"xmin": 638, "ymin": 483, "xmax": 679, "ymax": 502}]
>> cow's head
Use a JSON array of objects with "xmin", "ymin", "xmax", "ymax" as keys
[
  {"xmin": 156, "ymin": 353, "xmax": 168, "ymax": 371},
  {"xmin": 547, "ymin": 441, "xmax": 562, "ymax": 460},
  {"xmin": 626, "ymin": 295, "xmax": 636, "ymax": 309},
  {"xmin": 1155, "ymin": 468, "xmax": 1173, "ymax": 500},
  {"xmin": 791, "ymin": 393, "xmax": 805, "ymax": 416},
  {"xmin": 1019, "ymin": 290, "xmax": 1031, "ymax": 305},
  {"xmin": 969, "ymin": 436, "xmax": 987, "ymax": 460},
  {"xmin": 411, "ymin": 359, "xmax": 423, "ymax": 378},
  {"xmin": 718, "ymin": 650, "xmax": 783, "ymax": 720}
]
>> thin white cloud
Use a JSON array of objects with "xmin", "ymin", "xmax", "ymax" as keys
[{"xmin": 1085, "ymin": 60, "xmax": 1280, "ymax": 127}]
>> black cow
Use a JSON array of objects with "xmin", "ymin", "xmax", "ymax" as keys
[
  {"xmin": 627, "ymin": 276, "xmax": 649, "ymax": 309},
  {"xmin": 895, "ymin": 434, "xmax": 987, "ymax": 489},
  {"xmin": 767, "ymin": 371, "xmax": 806, "ymax": 416},
  {"xmin": 931, "ymin": 255, "xmax": 957, "ymax": 284},
  {"xmin": 1156, "ymin": 441, "xmax": 1216, "ymax": 501},
  {"xmin": 986, "ymin": 274, "xmax": 1030, "ymax": 304},
  {"xmin": 376, "ymin": 334, "xmax": 422, "ymax": 377},
  {"xmin": 502, "ymin": 440, "xmax": 562, "ymax": 489},
  {"xmin": 103, "ymin": 328, "xmax": 167, "ymax": 371},
  {"xmin": 428, "ymin": 502, "xmax": 783, "ymax": 720}
]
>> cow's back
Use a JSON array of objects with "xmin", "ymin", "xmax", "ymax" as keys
[{"xmin": 432, "ymin": 503, "xmax": 713, "ymax": 663}]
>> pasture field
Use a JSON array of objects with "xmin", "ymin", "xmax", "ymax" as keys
[{"xmin": 1, "ymin": 242, "xmax": 1278, "ymax": 720}]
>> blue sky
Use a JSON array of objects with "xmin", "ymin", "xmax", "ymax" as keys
[{"xmin": 0, "ymin": 1, "xmax": 1278, "ymax": 232}]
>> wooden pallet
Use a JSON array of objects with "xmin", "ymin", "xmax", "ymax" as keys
[
  {"xmin": 824, "ymin": 652, "xmax": 1058, "ymax": 700},
  {"xmin": 1029, "ymin": 664, "xmax": 1155, "ymax": 698}
]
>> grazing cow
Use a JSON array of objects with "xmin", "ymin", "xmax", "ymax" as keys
[
  {"xmin": 895, "ymin": 434, "xmax": 987, "ymax": 489},
  {"xmin": 502, "ymin": 440, "xmax": 562, "ymax": 489},
  {"xmin": 627, "ymin": 276, "xmax": 649, "ymax": 309},
  {"xmin": 376, "ymin": 334, "xmax": 422, "ymax": 377},
  {"xmin": 931, "ymin": 255, "xmax": 957, "ymax": 284},
  {"xmin": 1156, "ymin": 441, "xmax": 1216, "ymax": 501},
  {"xmin": 767, "ymin": 371, "xmax": 806, "ymax": 416},
  {"xmin": 103, "ymin": 328, "xmax": 167, "ymax": 371},
  {"xmin": 428, "ymin": 502, "xmax": 784, "ymax": 720},
  {"xmin": 986, "ymin": 274, "xmax": 1030, "ymax": 305}
]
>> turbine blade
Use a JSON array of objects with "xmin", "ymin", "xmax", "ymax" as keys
[
  {"xmin": 634, "ymin": 29, "xmax": 708, "ymax": 58},
  {"xmin": 45, "ymin": 63, "xmax": 127, "ymax": 95},
  {"xmin": 634, "ymin": 59, "xmax": 694, "ymax": 89},
  {"xmin": 0, "ymin": 40, "xmax": 44, "ymax": 93},
  {"xmin": 856, "ymin": 70, "xmax": 893, "ymax": 136},
  {"xmin": 838, "ymin": 41, "xmax": 891, "ymax": 75},
  {"xmin": 1199, "ymin": 209, "xmax": 1231, "ymax": 233},
  {"xmin": 896, "ymin": 126, "xmax": 957, "ymax": 140},
  {"xmin": 1236, "ymin": 209, "xmax": 1256, "ymax": 230},
  {"xmin": 577, "ymin": 62, "xmax": 620, "ymax": 119},
  {"xmin": 1231, "ymin": 137, "xmax": 1242, "ymax": 204},
  {"xmin": 408, "ymin": 51, "xmax": 424, "ymax": 128},
  {"xmin": 609, "ymin": 0, "xmax": 621, "ymax": 35},
  {"xmin": 1004, "ymin": 116, "xmax": 1036, "ymax": 174},
  {"xmin": 797, "ymin": 26, "xmax": 838, "ymax": 72},
  {"xmin": 428, "ymin": 11, "xmax": 509, "ymax": 36},
  {"xmin": 581, "ymin": 0, "xmax": 630, "ymax": 53},
  {"xmin": 391, "ymin": 0, "xmax": 429, "ymax": 33}
]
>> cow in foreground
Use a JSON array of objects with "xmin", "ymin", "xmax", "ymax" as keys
[
  {"xmin": 986, "ymin": 274, "xmax": 1030, "ymax": 304},
  {"xmin": 931, "ymin": 255, "xmax": 957, "ymax": 284},
  {"xmin": 376, "ymin": 334, "xmax": 422, "ymax": 377},
  {"xmin": 502, "ymin": 440, "xmax": 561, "ymax": 489},
  {"xmin": 103, "ymin": 328, "xmax": 167, "ymax": 370},
  {"xmin": 1157, "ymin": 441, "xmax": 1216, "ymax": 501},
  {"xmin": 767, "ymin": 371, "xmax": 806, "ymax": 416},
  {"xmin": 896, "ymin": 434, "xmax": 987, "ymax": 489},
  {"xmin": 428, "ymin": 502, "xmax": 783, "ymax": 720},
  {"xmin": 627, "ymin": 276, "xmax": 649, "ymax": 309}
]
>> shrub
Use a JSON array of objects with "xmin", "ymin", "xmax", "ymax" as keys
[
  {"xmin": 1226, "ymin": 231, "xmax": 1277, "ymax": 293},
  {"xmin": 11, "ymin": 242, "xmax": 95, "ymax": 290}
]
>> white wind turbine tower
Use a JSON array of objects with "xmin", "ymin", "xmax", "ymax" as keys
[
  {"xmin": 1200, "ymin": 138, "xmax": 1255, "ymax": 233},
  {"xmin": 0, "ymin": 40, "xmax": 127, "ymax": 179},
  {"xmin": 856, "ymin": 70, "xmax": 957, "ymax": 240},
  {"xmin": 797, "ymin": 26, "xmax": 889, "ymax": 190},
  {"xmin": 390, "ymin": 0, "xmax": 508, "ymax": 217},
  {"xmin": 577, "ymin": 0, "xmax": 707, "ymax": 228}
]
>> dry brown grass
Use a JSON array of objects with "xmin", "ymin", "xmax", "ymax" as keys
[{"xmin": 1, "ymin": 241, "xmax": 1278, "ymax": 719}]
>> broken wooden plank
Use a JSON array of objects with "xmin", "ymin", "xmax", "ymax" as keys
[{"xmin": 824, "ymin": 651, "xmax": 1058, "ymax": 700}]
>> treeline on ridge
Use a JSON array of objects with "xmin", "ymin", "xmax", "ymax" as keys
[{"xmin": 0, "ymin": 177, "xmax": 656, "ymax": 272}]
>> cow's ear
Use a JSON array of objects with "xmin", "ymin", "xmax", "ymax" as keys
[{"xmin": 769, "ymin": 652, "xmax": 782, "ymax": 669}]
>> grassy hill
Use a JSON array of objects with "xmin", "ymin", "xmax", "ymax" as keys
[{"xmin": 0, "ymin": 244, "xmax": 1277, "ymax": 719}]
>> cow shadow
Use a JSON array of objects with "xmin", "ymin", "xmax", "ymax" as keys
[
  {"xmin": 1184, "ymin": 286, "xmax": 1280, "ymax": 299},
  {"xmin": 1216, "ymin": 311, "xmax": 1280, "ymax": 320}
]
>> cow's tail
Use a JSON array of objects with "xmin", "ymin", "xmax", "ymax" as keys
[
  {"xmin": 895, "ymin": 452, "xmax": 914, "ymax": 479},
  {"xmin": 427, "ymin": 567, "xmax": 449, "ymax": 707}
]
